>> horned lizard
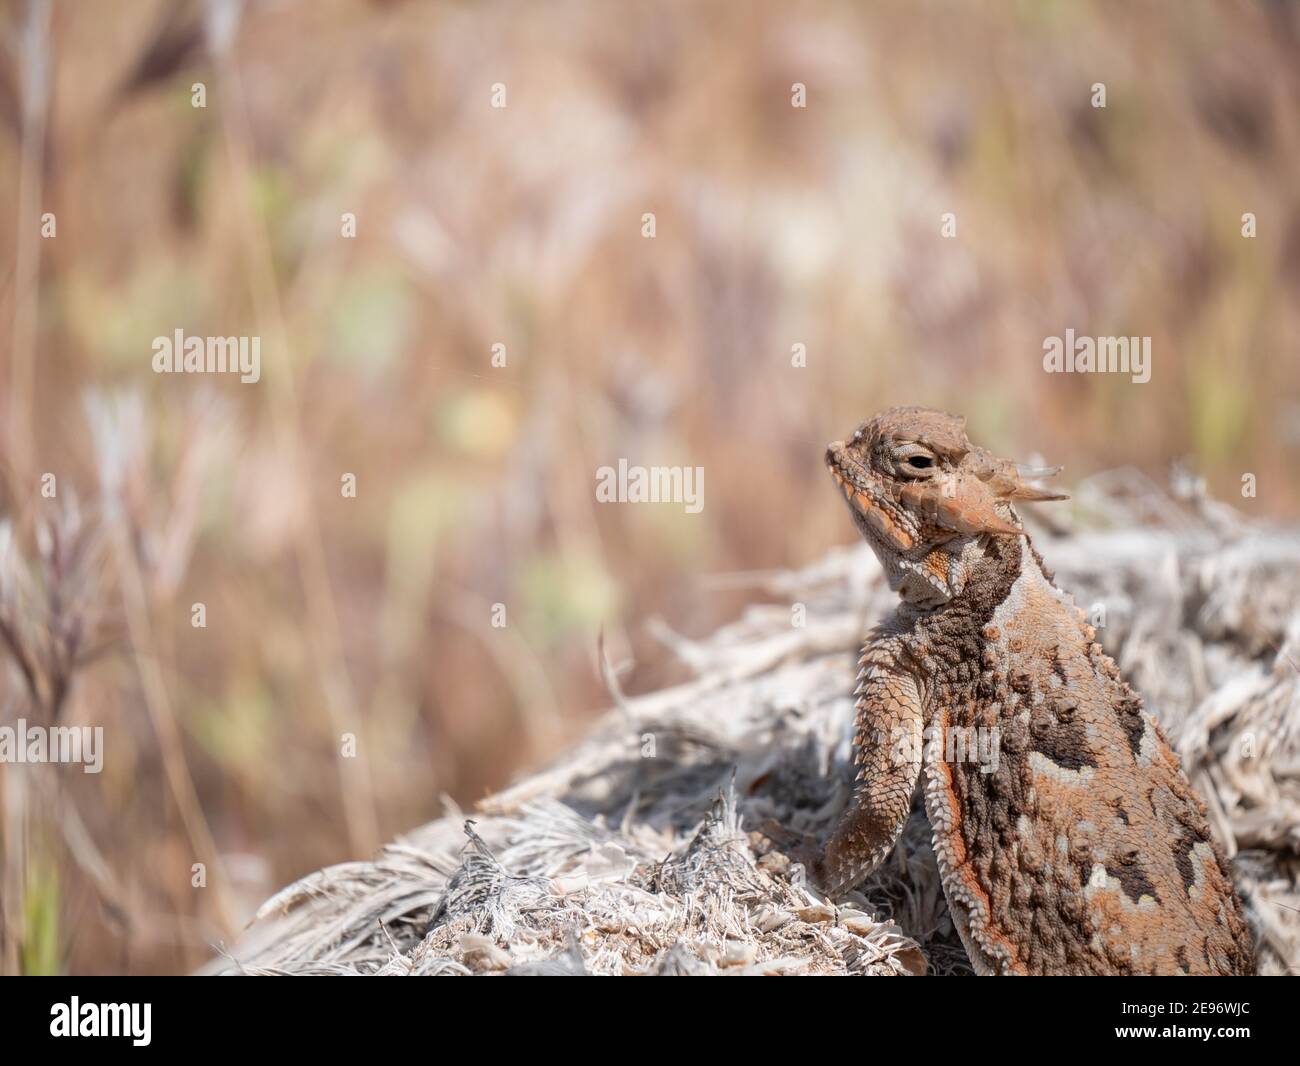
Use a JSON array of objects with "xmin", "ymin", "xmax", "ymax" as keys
[{"xmin": 814, "ymin": 406, "xmax": 1255, "ymax": 975}]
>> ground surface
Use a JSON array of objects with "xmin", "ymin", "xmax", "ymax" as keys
[{"xmin": 207, "ymin": 476, "xmax": 1300, "ymax": 975}]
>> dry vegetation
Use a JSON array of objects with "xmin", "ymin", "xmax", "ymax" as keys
[
  {"xmin": 0, "ymin": 0, "xmax": 1298, "ymax": 974},
  {"xmin": 208, "ymin": 483, "xmax": 1300, "ymax": 975}
]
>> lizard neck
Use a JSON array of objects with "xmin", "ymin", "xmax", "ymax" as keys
[{"xmin": 895, "ymin": 531, "xmax": 1030, "ymax": 616}]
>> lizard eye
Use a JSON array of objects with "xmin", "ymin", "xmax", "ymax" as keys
[{"xmin": 892, "ymin": 445, "xmax": 937, "ymax": 476}]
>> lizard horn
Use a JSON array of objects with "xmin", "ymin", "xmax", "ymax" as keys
[
  {"xmin": 1010, "ymin": 463, "xmax": 1070, "ymax": 503},
  {"xmin": 1010, "ymin": 482, "xmax": 1071, "ymax": 503}
]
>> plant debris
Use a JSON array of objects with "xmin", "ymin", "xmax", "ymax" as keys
[{"xmin": 207, "ymin": 474, "xmax": 1300, "ymax": 976}]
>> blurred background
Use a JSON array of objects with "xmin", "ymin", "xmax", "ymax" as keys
[{"xmin": 1, "ymin": 0, "xmax": 1298, "ymax": 974}]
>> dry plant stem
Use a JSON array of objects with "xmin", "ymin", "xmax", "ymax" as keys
[
  {"xmin": 566, "ymin": 381, "xmax": 631, "ymax": 657},
  {"xmin": 1, "ymin": 765, "xmax": 31, "ymax": 974},
  {"xmin": 6, "ymin": 0, "xmax": 49, "ymax": 495},
  {"xmin": 108, "ymin": 517, "xmax": 240, "ymax": 937},
  {"xmin": 1, "ymin": 0, "xmax": 52, "ymax": 974},
  {"xmin": 6, "ymin": 765, "xmax": 128, "ymax": 932},
  {"xmin": 440, "ymin": 590, "xmax": 563, "ymax": 755},
  {"xmin": 215, "ymin": 53, "xmax": 379, "ymax": 857},
  {"xmin": 52, "ymin": 782, "xmax": 125, "ymax": 917}
]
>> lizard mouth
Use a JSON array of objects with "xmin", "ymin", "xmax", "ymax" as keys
[
  {"xmin": 826, "ymin": 441, "xmax": 916, "ymax": 551},
  {"xmin": 825, "ymin": 440, "xmax": 869, "ymax": 501}
]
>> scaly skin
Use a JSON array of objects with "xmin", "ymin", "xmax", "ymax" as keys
[{"xmin": 817, "ymin": 406, "xmax": 1254, "ymax": 976}]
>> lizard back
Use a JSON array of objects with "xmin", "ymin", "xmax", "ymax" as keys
[{"xmin": 910, "ymin": 535, "xmax": 1254, "ymax": 975}]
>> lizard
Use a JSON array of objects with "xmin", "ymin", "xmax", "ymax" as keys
[{"xmin": 811, "ymin": 405, "xmax": 1255, "ymax": 975}]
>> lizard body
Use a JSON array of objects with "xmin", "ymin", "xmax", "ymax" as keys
[{"xmin": 818, "ymin": 406, "xmax": 1254, "ymax": 975}]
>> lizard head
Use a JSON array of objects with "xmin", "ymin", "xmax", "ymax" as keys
[{"xmin": 827, "ymin": 406, "xmax": 1068, "ymax": 605}]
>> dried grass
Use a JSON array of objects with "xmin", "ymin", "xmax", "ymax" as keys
[{"xmin": 206, "ymin": 475, "xmax": 1300, "ymax": 976}]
